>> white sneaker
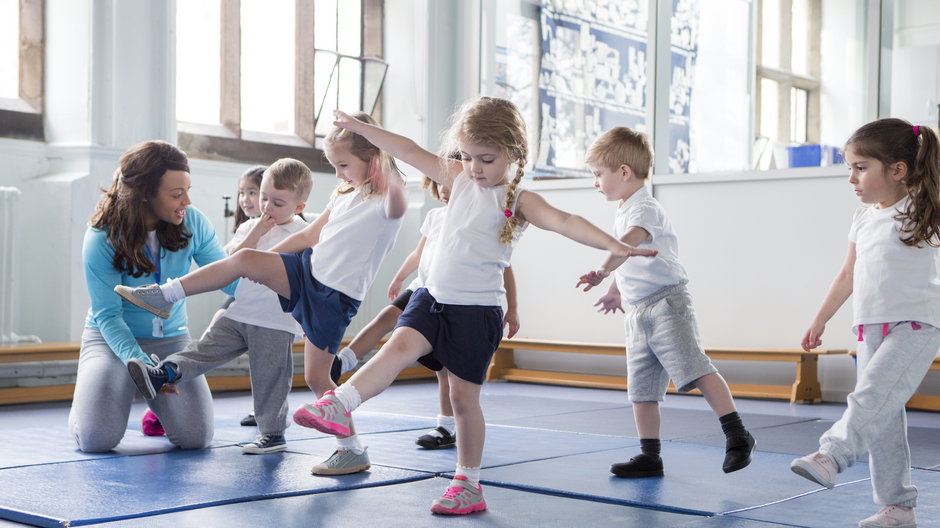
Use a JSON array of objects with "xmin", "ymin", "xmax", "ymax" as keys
[{"xmin": 858, "ymin": 505, "xmax": 916, "ymax": 528}]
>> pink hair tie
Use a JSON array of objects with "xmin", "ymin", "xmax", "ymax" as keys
[
  {"xmin": 503, "ymin": 209, "xmax": 513, "ymax": 218},
  {"xmin": 913, "ymin": 125, "xmax": 921, "ymax": 136}
]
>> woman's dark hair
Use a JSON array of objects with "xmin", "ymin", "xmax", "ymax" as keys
[{"xmin": 89, "ymin": 140, "xmax": 192, "ymax": 277}]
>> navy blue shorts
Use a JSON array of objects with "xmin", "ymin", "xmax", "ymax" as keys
[
  {"xmin": 279, "ymin": 248, "xmax": 361, "ymax": 355},
  {"xmin": 389, "ymin": 289, "xmax": 414, "ymax": 311},
  {"xmin": 396, "ymin": 288, "xmax": 503, "ymax": 384}
]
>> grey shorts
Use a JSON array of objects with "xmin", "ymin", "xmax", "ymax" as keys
[{"xmin": 625, "ymin": 283, "xmax": 717, "ymax": 402}]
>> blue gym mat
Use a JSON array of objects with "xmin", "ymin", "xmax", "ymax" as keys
[
  {"xmin": 479, "ymin": 441, "xmax": 873, "ymax": 516},
  {"xmin": 504, "ymin": 407, "xmax": 812, "ymax": 440},
  {"xmin": 287, "ymin": 424, "xmax": 637, "ymax": 474},
  {"xmin": 211, "ymin": 410, "xmax": 435, "ymax": 444},
  {"xmin": 62, "ymin": 476, "xmax": 794, "ymax": 528},
  {"xmin": 0, "ymin": 446, "xmax": 428, "ymax": 528},
  {"xmin": 730, "ymin": 467, "xmax": 940, "ymax": 527}
]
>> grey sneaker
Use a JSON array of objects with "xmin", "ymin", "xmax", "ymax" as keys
[
  {"xmin": 858, "ymin": 505, "xmax": 916, "ymax": 528},
  {"xmin": 242, "ymin": 433, "xmax": 287, "ymax": 454},
  {"xmin": 311, "ymin": 447, "xmax": 370, "ymax": 475},
  {"xmin": 115, "ymin": 284, "xmax": 174, "ymax": 319},
  {"xmin": 790, "ymin": 452, "xmax": 838, "ymax": 488},
  {"xmin": 127, "ymin": 358, "xmax": 171, "ymax": 400}
]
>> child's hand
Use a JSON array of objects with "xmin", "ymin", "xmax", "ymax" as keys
[
  {"xmin": 576, "ymin": 270, "xmax": 609, "ymax": 291},
  {"xmin": 333, "ymin": 110, "xmax": 361, "ymax": 131},
  {"xmin": 612, "ymin": 242, "xmax": 658, "ymax": 259},
  {"xmin": 801, "ymin": 322, "xmax": 825, "ymax": 351},
  {"xmin": 249, "ymin": 213, "xmax": 277, "ymax": 237},
  {"xmin": 594, "ymin": 292, "xmax": 624, "ymax": 314},
  {"xmin": 387, "ymin": 278, "xmax": 404, "ymax": 300},
  {"xmin": 504, "ymin": 309, "xmax": 520, "ymax": 338},
  {"xmin": 158, "ymin": 383, "xmax": 179, "ymax": 396}
]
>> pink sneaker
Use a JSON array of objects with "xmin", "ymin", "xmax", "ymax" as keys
[
  {"xmin": 141, "ymin": 409, "xmax": 165, "ymax": 437},
  {"xmin": 790, "ymin": 452, "xmax": 838, "ymax": 488},
  {"xmin": 292, "ymin": 390, "xmax": 351, "ymax": 436},
  {"xmin": 430, "ymin": 475, "xmax": 487, "ymax": 515},
  {"xmin": 858, "ymin": 505, "xmax": 916, "ymax": 528}
]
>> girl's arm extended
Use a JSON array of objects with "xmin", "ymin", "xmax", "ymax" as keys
[
  {"xmin": 802, "ymin": 241, "xmax": 855, "ymax": 351},
  {"xmin": 388, "ymin": 236, "xmax": 426, "ymax": 300},
  {"xmin": 333, "ymin": 110, "xmax": 461, "ymax": 188},
  {"xmin": 517, "ymin": 190, "xmax": 657, "ymax": 257},
  {"xmin": 577, "ymin": 226, "xmax": 651, "ymax": 291},
  {"xmin": 269, "ymin": 210, "xmax": 330, "ymax": 253}
]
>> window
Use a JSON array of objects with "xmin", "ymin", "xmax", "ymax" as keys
[
  {"xmin": 755, "ymin": 0, "xmax": 821, "ymax": 166},
  {"xmin": 176, "ymin": 0, "xmax": 386, "ymax": 171},
  {"xmin": 0, "ymin": 0, "xmax": 43, "ymax": 141}
]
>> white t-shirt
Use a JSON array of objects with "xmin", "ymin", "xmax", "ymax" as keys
[
  {"xmin": 425, "ymin": 173, "xmax": 526, "ymax": 305},
  {"xmin": 407, "ymin": 206, "xmax": 446, "ymax": 292},
  {"xmin": 849, "ymin": 197, "xmax": 940, "ymax": 329},
  {"xmin": 612, "ymin": 186, "xmax": 688, "ymax": 303},
  {"xmin": 224, "ymin": 216, "xmax": 307, "ymax": 336},
  {"xmin": 310, "ymin": 190, "xmax": 404, "ymax": 300}
]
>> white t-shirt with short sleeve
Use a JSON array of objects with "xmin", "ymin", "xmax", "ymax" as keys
[
  {"xmin": 310, "ymin": 190, "xmax": 404, "ymax": 300},
  {"xmin": 612, "ymin": 186, "xmax": 688, "ymax": 303},
  {"xmin": 407, "ymin": 206, "xmax": 446, "ymax": 292},
  {"xmin": 224, "ymin": 216, "xmax": 307, "ymax": 336}
]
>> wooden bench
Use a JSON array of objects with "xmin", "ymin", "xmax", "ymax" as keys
[
  {"xmin": 0, "ymin": 338, "xmax": 435, "ymax": 405},
  {"xmin": 847, "ymin": 351, "xmax": 940, "ymax": 412},
  {"xmin": 486, "ymin": 337, "xmax": 848, "ymax": 404}
]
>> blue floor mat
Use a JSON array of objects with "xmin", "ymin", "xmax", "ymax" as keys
[
  {"xmin": 0, "ymin": 446, "xmax": 428, "ymax": 528},
  {"xmin": 504, "ymin": 407, "xmax": 812, "ymax": 440},
  {"xmin": 288, "ymin": 425, "xmax": 637, "ymax": 473},
  {"xmin": 730, "ymin": 468, "xmax": 940, "ymax": 527},
  {"xmin": 211, "ymin": 411, "xmax": 435, "ymax": 444},
  {"xmin": 74, "ymin": 476, "xmax": 791, "ymax": 528},
  {"xmin": 479, "ymin": 442, "xmax": 873, "ymax": 516}
]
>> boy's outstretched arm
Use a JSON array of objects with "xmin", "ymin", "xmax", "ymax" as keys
[{"xmin": 332, "ymin": 110, "xmax": 460, "ymax": 188}]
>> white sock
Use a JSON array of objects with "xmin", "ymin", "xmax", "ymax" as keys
[
  {"xmin": 455, "ymin": 465, "xmax": 480, "ymax": 487},
  {"xmin": 332, "ymin": 383, "xmax": 362, "ymax": 413},
  {"xmin": 336, "ymin": 434, "xmax": 365, "ymax": 455},
  {"xmin": 337, "ymin": 347, "xmax": 358, "ymax": 374},
  {"xmin": 160, "ymin": 278, "xmax": 186, "ymax": 303},
  {"xmin": 436, "ymin": 414, "xmax": 455, "ymax": 435}
]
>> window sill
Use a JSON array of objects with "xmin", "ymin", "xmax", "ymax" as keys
[
  {"xmin": 0, "ymin": 99, "xmax": 43, "ymax": 142},
  {"xmin": 177, "ymin": 122, "xmax": 331, "ymax": 173}
]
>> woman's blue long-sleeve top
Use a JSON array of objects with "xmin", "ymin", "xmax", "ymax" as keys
[{"xmin": 82, "ymin": 206, "xmax": 237, "ymax": 364}]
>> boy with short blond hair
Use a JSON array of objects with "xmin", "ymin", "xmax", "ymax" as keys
[
  {"xmin": 126, "ymin": 158, "xmax": 313, "ymax": 454},
  {"xmin": 578, "ymin": 127, "xmax": 755, "ymax": 478}
]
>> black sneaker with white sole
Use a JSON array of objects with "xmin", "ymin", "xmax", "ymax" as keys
[
  {"xmin": 242, "ymin": 433, "xmax": 287, "ymax": 454},
  {"xmin": 416, "ymin": 426, "xmax": 457, "ymax": 450}
]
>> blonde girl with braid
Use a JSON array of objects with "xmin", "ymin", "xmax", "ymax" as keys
[
  {"xmin": 292, "ymin": 97, "xmax": 657, "ymax": 515},
  {"xmin": 790, "ymin": 119, "xmax": 940, "ymax": 528}
]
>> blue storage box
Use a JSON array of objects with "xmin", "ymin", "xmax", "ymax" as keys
[{"xmin": 788, "ymin": 144, "xmax": 822, "ymax": 167}]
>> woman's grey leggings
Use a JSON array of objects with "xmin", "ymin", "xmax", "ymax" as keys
[{"xmin": 68, "ymin": 328, "xmax": 214, "ymax": 452}]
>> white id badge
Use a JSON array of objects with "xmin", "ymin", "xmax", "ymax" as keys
[{"xmin": 152, "ymin": 317, "xmax": 164, "ymax": 337}]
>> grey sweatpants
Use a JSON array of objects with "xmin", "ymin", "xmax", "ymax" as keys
[
  {"xmin": 164, "ymin": 316, "xmax": 295, "ymax": 436},
  {"xmin": 820, "ymin": 321, "xmax": 940, "ymax": 508},
  {"xmin": 68, "ymin": 328, "xmax": 214, "ymax": 452}
]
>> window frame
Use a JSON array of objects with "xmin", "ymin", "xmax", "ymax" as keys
[
  {"xmin": 0, "ymin": 0, "xmax": 44, "ymax": 142},
  {"xmin": 755, "ymin": 0, "xmax": 821, "ymax": 146},
  {"xmin": 176, "ymin": 0, "xmax": 384, "ymax": 172}
]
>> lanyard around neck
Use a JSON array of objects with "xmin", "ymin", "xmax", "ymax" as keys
[{"xmin": 143, "ymin": 245, "xmax": 161, "ymax": 284}]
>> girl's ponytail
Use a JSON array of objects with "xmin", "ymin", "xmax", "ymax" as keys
[
  {"xmin": 499, "ymin": 162, "xmax": 526, "ymax": 245},
  {"xmin": 902, "ymin": 125, "xmax": 940, "ymax": 247}
]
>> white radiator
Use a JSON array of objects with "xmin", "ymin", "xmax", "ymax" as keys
[{"xmin": 0, "ymin": 187, "xmax": 38, "ymax": 344}]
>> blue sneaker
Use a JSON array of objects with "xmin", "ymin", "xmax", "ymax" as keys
[
  {"xmin": 242, "ymin": 434, "xmax": 287, "ymax": 454},
  {"xmin": 115, "ymin": 284, "xmax": 174, "ymax": 319}
]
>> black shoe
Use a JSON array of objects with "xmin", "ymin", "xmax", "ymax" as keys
[
  {"xmin": 610, "ymin": 454, "xmax": 664, "ymax": 478},
  {"xmin": 330, "ymin": 356, "xmax": 342, "ymax": 384},
  {"xmin": 723, "ymin": 431, "xmax": 756, "ymax": 473},
  {"xmin": 240, "ymin": 411, "xmax": 257, "ymax": 427},
  {"xmin": 127, "ymin": 359, "xmax": 169, "ymax": 400},
  {"xmin": 415, "ymin": 426, "xmax": 457, "ymax": 450}
]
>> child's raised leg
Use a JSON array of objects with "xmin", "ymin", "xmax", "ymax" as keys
[
  {"xmin": 693, "ymin": 372, "xmax": 756, "ymax": 473},
  {"xmin": 430, "ymin": 372, "xmax": 486, "ymax": 515},
  {"xmin": 611, "ymin": 401, "xmax": 664, "ymax": 478},
  {"xmin": 116, "ymin": 249, "xmax": 291, "ymax": 318},
  {"xmin": 416, "ymin": 368, "xmax": 456, "ymax": 449}
]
